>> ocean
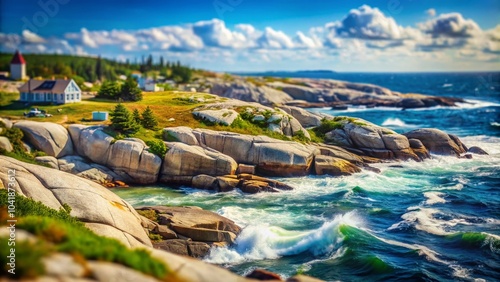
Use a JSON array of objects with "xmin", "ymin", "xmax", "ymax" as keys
[{"xmin": 113, "ymin": 72, "xmax": 500, "ymax": 281}]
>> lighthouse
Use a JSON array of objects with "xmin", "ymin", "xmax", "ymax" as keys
[{"xmin": 10, "ymin": 50, "xmax": 26, "ymax": 80}]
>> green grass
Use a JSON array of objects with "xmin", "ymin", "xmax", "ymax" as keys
[{"xmin": 0, "ymin": 189, "xmax": 170, "ymax": 280}]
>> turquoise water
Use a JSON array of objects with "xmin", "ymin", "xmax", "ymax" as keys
[{"xmin": 113, "ymin": 73, "xmax": 500, "ymax": 281}]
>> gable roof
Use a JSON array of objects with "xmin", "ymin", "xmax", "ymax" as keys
[
  {"xmin": 11, "ymin": 50, "xmax": 26, "ymax": 65},
  {"xmin": 18, "ymin": 79, "xmax": 74, "ymax": 93}
]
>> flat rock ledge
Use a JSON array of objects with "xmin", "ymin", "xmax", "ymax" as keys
[{"xmin": 137, "ymin": 206, "xmax": 241, "ymax": 258}]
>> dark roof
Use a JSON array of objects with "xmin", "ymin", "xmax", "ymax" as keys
[
  {"xmin": 10, "ymin": 50, "xmax": 26, "ymax": 65},
  {"xmin": 18, "ymin": 79, "xmax": 74, "ymax": 93}
]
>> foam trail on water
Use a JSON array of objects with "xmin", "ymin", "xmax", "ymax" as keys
[
  {"xmin": 205, "ymin": 211, "xmax": 361, "ymax": 264},
  {"xmin": 381, "ymin": 117, "xmax": 407, "ymax": 127}
]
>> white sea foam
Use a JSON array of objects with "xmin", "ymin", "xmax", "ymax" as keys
[
  {"xmin": 381, "ymin": 117, "xmax": 408, "ymax": 127},
  {"xmin": 204, "ymin": 211, "xmax": 361, "ymax": 264},
  {"xmin": 423, "ymin": 192, "xmax": 446, "ymax": 205}
]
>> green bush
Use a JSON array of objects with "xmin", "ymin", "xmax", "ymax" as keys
[
  {"xmin": 146, "ymin": 140, "xmax": 167, "ymax": 159},
  {"xmin": 312, "ymin": 118, "xmax": 344, "ymax": 138}
]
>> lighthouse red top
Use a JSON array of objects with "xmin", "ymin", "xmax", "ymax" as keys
[{"xmin": 10, "ymin": 50, "xmax": 26, "ymax": 65}]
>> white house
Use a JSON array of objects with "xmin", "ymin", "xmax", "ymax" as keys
[
  {"xmin": 10, "ymin": 50, "xmax": 26, "ymax": 80},
  {"xmin": 18, "ymin": 79, "xmax": 82, "ymax": 104}
]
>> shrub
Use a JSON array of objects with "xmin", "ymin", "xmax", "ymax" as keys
[
  {"xmin": 146, "ymin": 140, "xmax": 167, "ymax": 159},
  {"xmin": 312, "ymin": 118, "xmax": 344, "ymax": 138}
]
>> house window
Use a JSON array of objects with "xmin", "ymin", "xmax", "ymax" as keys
[
  {"xmin": 60, "ymin": 94, "xmax": 63, "ymax": 100},
  {"xmin": 66, "ymin": 94, "xmax": 69, "ymax": 100},
  {"xmin": 47, "ymin": 93, "xmax": 51, "ymax": 101},
  {"xmin": 76, "ymin": 93, "xmax": 80, "ymax": 99},
  {"xmin": 71, "ymin": 94, "xmax": 74, "ymax": 100},
  {"xmin": 54, "ymin": 94, "xmax": 57, "ymax": 101}
]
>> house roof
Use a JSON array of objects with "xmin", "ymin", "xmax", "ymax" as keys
[
  {"xmin": 18, "ymin": 79, "xmax": 73, "ymax": 93},
  {"xmin": 11, "ymin": 50, "xmax": 26, "ymax": 65}
]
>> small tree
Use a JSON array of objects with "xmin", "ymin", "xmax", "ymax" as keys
[
  {"xmin": 120, "ymin": 76, "xmax": 143, "ymax": 101},
  {"xmin": 97, "ymin": 80, "xmax": 120, "ymax": 99},
  {"xmin": 110, "ymin": 104, "xmax": 140, "ymax": 134},
  {"xmin": 132, "ymin": 108, "xmax": 142, "ymax": 124},
  {"xmin": 141, "ymin": 106, "xmax": 158, "ymax": 129}
]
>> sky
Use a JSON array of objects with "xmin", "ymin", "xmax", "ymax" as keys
[{"xmin": 0, "ymin": 0, "xmax": 499, "ymax": 72}]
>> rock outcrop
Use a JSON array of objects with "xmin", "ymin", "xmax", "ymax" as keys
[
  {"xmin": 314, "ymin": 156, "xmax": 362, "ymax": 176},
  {"xmin": 210, "ymin": 80, "xmax": 293, "ymax": 105},
  {"xmin": 138, "ymin": 206, "xmax": 241, "ymax": 258},
  {"xmin": 160, "ymin": 142, "xmax": 238, "ymax": 183},
  {"xmin": 279, "ymin": 105, "xmax": 330, "ymax": 127},
  {"xmin": 403, "ymin": 128, "xmax": 467, "ymax": 156},
  {"xmin": 14, "ymin": 121, "xmax": 74, "ymax": 157},
  {"xmin": 192, "ymin": 109, "xmax": 239, "ymax": 126},
  {"xmin": 193, "ymin": 100, "xmax": 310, "ymax": 139},
  {"xmin": 69, "ymin": 125, "xmax": 162, "ymax": 184},
  {"xmin": 323, "ymin": 117, "xmax": 422, "ymax": 161},
  {"xmin": 0, "ymin": 156, "xmax": 151, "ymax": 248},
  {"xmin": 164, "ymin": 127, "xmax": 319, "ymax": 176},
  {"xmin": 188, "ymin": 174, "xmax": 294, "ymax": 193}
]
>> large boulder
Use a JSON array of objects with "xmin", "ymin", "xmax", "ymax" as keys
[
  {"xmin": 106, "ymin": 138, "xmax": 162, "ymax": 184},
  {"xmin": 403, "ymin": 128, "xmax": 467, "ymax": 156},
  {"xmin": 68, "ymin": 125, "xmax": 162, "ymax": 184},
  {"xmin": 160, "ymin": 142, "xmax": 238, "ymax": 183},
  {"xmin": 323, "ymin": 117, "xmax": 421, "ymax": 161},
  {"xmin": 139, "ymin": 206, "xmax": 241, "ymax": 235},
  {"xmin": 69, "ymin": 124, "xmax": 113, "ymax": 164},
  {"xmin": 165, "ymin": 127, "xmax": 319, "ymax": 177},
  {"xmin": 314, "ymin": 156, "xmax": 361, "ymax": 176},
  {"xmin": 14, "ymin": 121, "xmax": 73, "ymax": 157},
  {"xmin": 0, "ymin": 136, "xmax": 13, "ymax": 152},
  {"xmin": 279, "ymin": 105, "xmax": 328, "ymax": 127},
  {"xmin": 0, "ymin": 156, "xmax": 151, "ymax": 248}
]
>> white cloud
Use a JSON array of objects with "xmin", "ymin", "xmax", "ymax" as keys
[
  {"xmin": 257, "ymin": 27, "xmax": 294, "ymax": 49},
  {"xmin": 426, "ymin": 8, "xmax": 436, "ymax": 17},
  {"xmin": 294, "ymin": 31, "xmax": 322, "ymax": 48},
  {"xmin": 22, "ymin": 30, "xmax": 46, "ymax": 43},
  {"xmin": 326, "ymin": 5, "xmax": 418, "ymax": 40},
  {"xmin": 192, "ymin": 19, "xmax": 248, "ymax": 48},
  {"xmin": 418, "ymin": 13, "xmax": 482, "ymax": 38}
]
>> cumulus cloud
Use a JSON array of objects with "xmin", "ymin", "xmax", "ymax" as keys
[
  {"xmin": 418, "ymin": 13, "xmax": 482, "ymax": 38},
  {"xmin": 22, "ymin": 30, "xmax": 46, "ymax": 43},
  {"xmin": 256, "ymin": 27, "xmax": 294, "ymax": 49},
  {"xmin": 293, "ymin": 31, "xmax": 322, "ymax": 48},
  {"xmin": 326, "ymin": 5, "xmax": 418, "ymax": 40},
  {"xmin": 192, "ymin": 19, "xmax": 248, "ymax": 48}
]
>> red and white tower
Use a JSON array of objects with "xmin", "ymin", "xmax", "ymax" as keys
[{"xmin": 10, "ymin": 50, "xmax": 26, "ymax": 80}]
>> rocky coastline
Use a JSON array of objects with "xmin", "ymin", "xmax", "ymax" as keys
[
  {"xmin": 206, "ymin": 76, "xmax": 465, "ymax": 109},
  {"xmin": 0, "ymin": 87, "xmax": 488, "ymax": 281}
]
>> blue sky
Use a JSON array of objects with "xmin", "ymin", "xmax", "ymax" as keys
[{"xmin": 1, "ymin": 0, "xmax": 499, "ymax": 72}]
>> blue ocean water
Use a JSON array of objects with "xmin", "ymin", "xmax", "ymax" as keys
[{"xmin": 113, "ymin": 72, "xmax": 500, "ymax": 281}]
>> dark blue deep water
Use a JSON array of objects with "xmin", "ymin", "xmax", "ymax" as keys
[{"xmin": 114, "ymin": 72, "xmax": 500, "ymax": 282}]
